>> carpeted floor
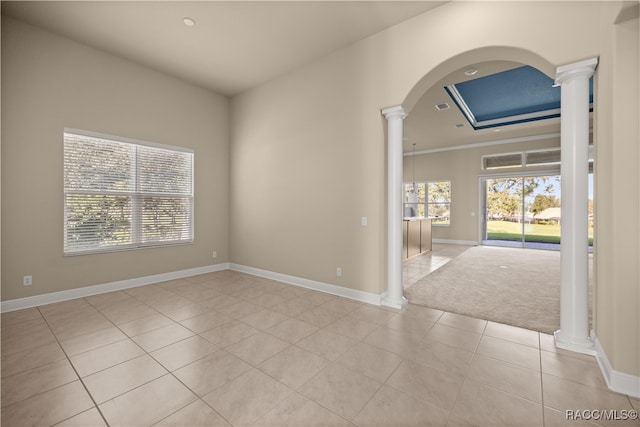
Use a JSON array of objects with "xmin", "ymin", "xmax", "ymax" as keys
[{"xmin": 404, "ymin": 245, "xmax": 592, "ymax": 334}]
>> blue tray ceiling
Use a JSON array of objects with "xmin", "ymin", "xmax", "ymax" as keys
[{"xmin": 445, "ymin": 65, "xmax": 593, "ymax": 130}]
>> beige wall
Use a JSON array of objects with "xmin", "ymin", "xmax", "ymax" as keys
[
  {"xmin": 2, "ymin": 1, "xmax": 637, "ymax": 379},
  {"xmin": 231, "ymin": 0, "xmax": 608, "ymax": 292},
  {"xmin": 230, "ymin": 49, "xmax": 387, "ymax": 293},
  {"xmin": 231, "ymin": 1, "xmax": 638, "ymax": 378},
  {"xmin": 1, "ymin": 17, "xmax": 230, "ymax": 301},
  {"xmin": 593, "ymin": 8, "xmax": 639, "ymax": 378},
  {"xmin": 405, "ymin": 137, "xmax": 562, "ymax": 243}
]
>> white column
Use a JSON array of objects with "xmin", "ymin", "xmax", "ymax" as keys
[
  {"xmin": 554, "ymin": 57, "xmax": 598, "ymax": 354},
  {"xmin": 382, "ymin": 105, "xmax": 409, "ymax": 309}
]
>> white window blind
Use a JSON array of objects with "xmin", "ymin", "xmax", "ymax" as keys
[
  {"xmin": 64, "ymin": 129, "xmax": 193, "ymax": 255},
  {"xmin": 525, "ymin": 149, "xmax": 561, "ymax": 167},
  {"xmin": 482, "ymin": 153, "xmax": 524, "ymax": 170}
]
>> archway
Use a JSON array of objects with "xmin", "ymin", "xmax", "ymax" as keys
[{"xmin": 384, "ymin": 46, "xmax": 596, "ymax": 354}]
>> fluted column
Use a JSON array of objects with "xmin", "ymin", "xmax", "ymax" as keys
[
  {"xmin": 554, "ymin": 57, "xmax": 598, "ymax": 354},
  {"xmin": 382, "ymin": 105, "xmax": 408, "ymax": 309}
]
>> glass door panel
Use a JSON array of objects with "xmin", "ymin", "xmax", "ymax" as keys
[
  {"xmin": 483, "ymin": 173, "xmax": 592, "ymax": 250},
  {"xmin": 484, "ymin": 177, "xmax": 525, "ymax": 246},
  {"xmin": 524, "ymin": 175, "xmax": 561, "ymax": 247}
]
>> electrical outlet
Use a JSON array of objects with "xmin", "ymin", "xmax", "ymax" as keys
[
  {"xmin": 361, "ymin": 216, "xmax": 368, "ymax": 226},
  {"xmin": 336, "ymin": 267, "xmax": 342, "ymax": 277},
  {"xmin": 212, "ymin": 251, "xmax": 218, "ymax": 259},
  {"xmin": 23, "ymin": 275, "xmax": 33, "ymax": 286}
]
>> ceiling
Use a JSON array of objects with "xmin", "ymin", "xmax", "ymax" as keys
[
  {"xmin": 3, "ymin": 1, "xmax": 583, "ymax": 154},
  {"xmin": 445, "ymin": 65, "xmax": 568, "ymax": 130},
  {"xmin": 404, "ymin": 61, "xmax": 569, "ymax": 153},
  {"xmin": 1, "ymin": 1, "xmax": 445, "ymax": 96}
]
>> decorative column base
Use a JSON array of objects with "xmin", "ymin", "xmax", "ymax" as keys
[
  {"xmin": 382, "ymin": 294, "xmax": 408, "ymax": 310},
  {"xmin": 554, "ymin": 330, "xmax": 597, "ymax": 356}
]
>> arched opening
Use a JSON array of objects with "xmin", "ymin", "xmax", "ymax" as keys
[{"xmin": 388, "ymin": 47, "xmax": 594, "ymax": 343}]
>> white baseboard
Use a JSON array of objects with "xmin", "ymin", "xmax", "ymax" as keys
[
  {"xmin": 591, "ymin": 331, "xmax": 640, "ymax": 398},
  {"xmin": 229, "ymin": 263, "xmax": 383, "ymax": 306},
  {"xmin": 1, "ymin": 262, "xmax": 385, "ymax": 313},
  {"xmin": 432, "ymin": 238, "xmax": 479, "ymax": 246},
  {"xmin": 0, "ymin": 263, "xmax": 231, "ymax": 313}
]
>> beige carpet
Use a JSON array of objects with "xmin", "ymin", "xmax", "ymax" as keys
[{"xmin": 404, "ymin": 245, "xmax": 592, "ymax": 334}]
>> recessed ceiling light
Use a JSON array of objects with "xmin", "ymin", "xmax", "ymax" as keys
[
  {"xmin": 183, "ymin": 17, "xmax": 196, "ymax": 27},
  {"xmin": 464, "ymin": 67, "xmax": 479, "ymax": 76},
  {"xmin": 493, "ymin": 128, "xmax": 501, "ymax": 132}
]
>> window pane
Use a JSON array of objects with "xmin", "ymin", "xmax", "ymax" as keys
[
  {"xmin": 64, "ymin": 133, "xmax": 134, "ymax": 192},
  {"xmin": 140, "ymin": 197, "xmax": 193, "ymax": 243},
  {"xmin": 64, "ymin": 194, "xmax": 132, "ymax": 252},
  {"xmin": 138, "ymin": 145, "xmax": 193, "ymax": 195},
  {"xmin": 429, "ymin": 203, "xmax": 450, "ymax": 224},
  {"xmin": 427, "ymin": 181, "xmax": 451, "ymax": 203}
]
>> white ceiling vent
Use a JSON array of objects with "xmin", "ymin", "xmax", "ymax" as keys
[
  {"xmin": 455, "ymin": 123, "xmax": 466, "ymax": 128},
  {"xmin": 435, "ymin": 103, "xmax": 450, "ymax": 111}
]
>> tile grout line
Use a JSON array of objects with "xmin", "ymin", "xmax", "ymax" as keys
[
  {"xmin": 148, "ymin": 275, "xmax": 339, "ymax": 426},
  {"xmin": 85, "ymin": 286, "xmax": 232, "ymax": 426},
  {"xmin": 36, "ymin": 304, "xmax": 112, "ymax": 427},
  {"xmin": 55, "ymin": 290, "xmax": 209, "ymax": 426},
  {"xmin": 539, "ymin": 332, "xmax": 547, "ymax": 427},
  {"xmin": 443, "ymin": 320, "xmax": 490, "ymax": 427},
  {"xmin": 13, "ymin": 269, "xmax": 629, "ymax": 427}
]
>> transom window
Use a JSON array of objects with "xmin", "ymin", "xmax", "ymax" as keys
[
  {"xmin": 63, "ymin": 129, "xmax": 194, "ymax": 255},
  {"xmin": 403, "ymin": 181, "xmax": 451, "ymax": 225}
]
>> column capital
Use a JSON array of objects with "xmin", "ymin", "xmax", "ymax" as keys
[
  {"xmin": 555, "ymin": 57, "xmax": 598, "ymax": 85},
  {"xmin": 381, "ymin": 105, "xmax": 408, "ymax": 120}
]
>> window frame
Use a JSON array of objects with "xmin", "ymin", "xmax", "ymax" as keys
[
  {"xmin": 403, "ymin": 180, "xmax": 452, "ymax": 226},
  {"xmin": 63, "ymin": 128, "xmax": 194, "ymax": 256}
]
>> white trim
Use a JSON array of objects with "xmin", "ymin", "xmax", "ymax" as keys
[
  {"xmin": 0, "ymin": 263, "xmax": 230, "ymax": 313},
  {"xmin": 591, "ymin": 331, "xmax": 640, "ymax": 398},
  {"xmin": 446, "ymin": 84, "xmax": 478, "ymax": 124},
  {"xmin": 432, "ymin": 238, "xmax": 478, "ymax": 246},
  {"xmin": 474, "ymin": 108, "xmax": 562, "ymax": 128},
  {"xmin": 555, "ymin": 57, "xmax": 598, "ymax": 85},
  {"xmin": 230, "ymin": 263, "xmax": 384, "ymax": 306},
  {"xmin": 1, "ymin": 262, "xmax": 386, "ymax": 313},
  {"xmin": 407, "ymin": 129, "xmax": 594, "ymax": 157},
  {"xmin": 407, "ymin": 132, "xmax": 561, "ymax": 156},
  {"xmin": 64, "ymin": 127, "xmax": 193, "ymax": 154}
]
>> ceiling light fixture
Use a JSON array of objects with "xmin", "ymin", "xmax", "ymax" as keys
[
  {"xmin": 464, "ymin": 67, "xmax": 479, "ymax": 76},
  {"xmin": 183, "ymin": 17, "xmax": 196, "ymax": 27}
]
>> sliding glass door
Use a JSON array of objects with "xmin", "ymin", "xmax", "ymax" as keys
[
  {"xmin": 482, "ymin": 173, "xmax": 593, "ymax": 249},
  {"xmin": 483, "ymin": 174, "xmax": 563, "ymax": 249}
]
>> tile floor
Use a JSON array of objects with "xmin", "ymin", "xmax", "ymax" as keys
[
  {"xmin": 2, "ymin": 268, "xmax": 639, "ymax": 426},
  {"xmin": 403, "ymin": 243, "xmax": 472, "ymax": 287}
]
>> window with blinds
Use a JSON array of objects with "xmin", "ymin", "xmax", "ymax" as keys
[
  {"xmin": 64, "ymin": 129, "xmax": 194, "ymax": 255},
  {"xmin": 482, "ymin": 152, "xmax": 524, "ymax": 170},
  {"xmin": 482, "ymin": 146, "xmax": 593, "ymax": 171},
  {"xmin": 525, "ymin": 148, "xmax": 561, "ymax": 167}
]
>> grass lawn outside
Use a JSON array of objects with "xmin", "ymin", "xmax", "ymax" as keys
[{"xmin": 486, "ymin": 220, "xmax": 594, "ymax": 245}]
